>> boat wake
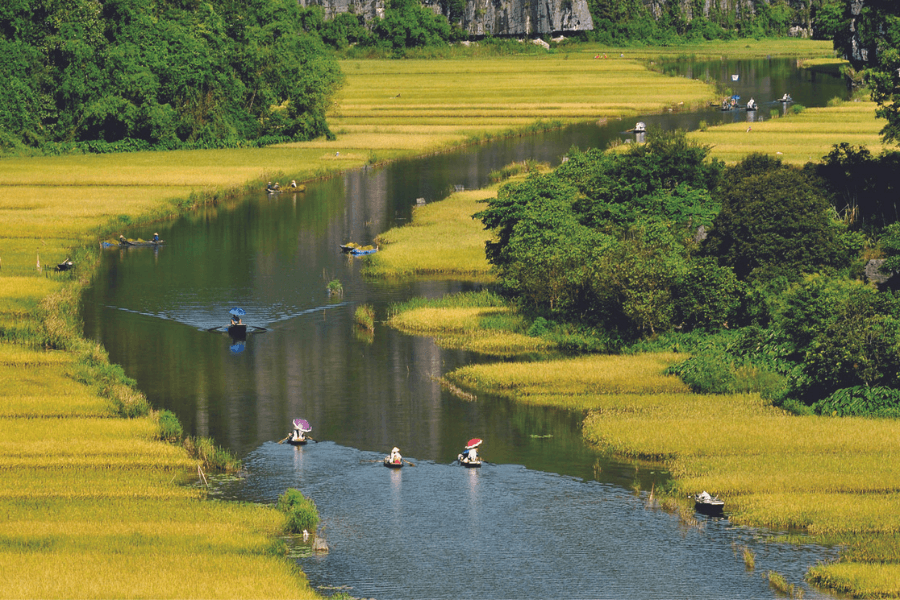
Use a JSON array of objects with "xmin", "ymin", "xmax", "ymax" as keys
[{"xmin": 102, "ymin": 300, "xmax": 352, "ymax": 331}]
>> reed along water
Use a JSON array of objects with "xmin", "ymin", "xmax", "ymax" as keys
[{"xmin": 82, "ymin": 59, "xmax": 846, "ymax": 599}]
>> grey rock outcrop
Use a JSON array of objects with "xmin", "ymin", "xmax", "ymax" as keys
[
  {"xmin": 298, "ymin": 0, "xmax": 593, "ymax": 36},
  {"xmin": 445, "ymin": 0, "xmax": 593, "ymax": 37}
]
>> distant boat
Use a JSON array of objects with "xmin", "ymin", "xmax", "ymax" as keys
[
  {"xmin": 288, "ymin": 418, "xmax": 312, "ymax": 446},
  {"xmin": 383, "ymin": 457, "xmax": 403, "ymax": 468},
  {"xmin": 101, "ymin": 237, "xmax": 165, "ymax": 248},
  {"xmin": 457, "ymin": 454, "xmax": 483, "ymax": 468},
  {"xmin": 778, "ymin": 94, "xmax": 793, "ymax": 103},
  {"xmin": 350, "ymin": 246, "xmax": 378, "ymax": 256},
  {"xmin": 693, "ymin": 491, "xmax": 725, "ymax": 516}
]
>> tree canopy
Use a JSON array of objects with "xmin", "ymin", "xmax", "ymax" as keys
[
  {"xmin": 0, "ymin": 0, "xmax": 343, "ymax": 152},
  {"xmin": 832, "ymin": 1, "xmax": 900, "ymax": 144}
]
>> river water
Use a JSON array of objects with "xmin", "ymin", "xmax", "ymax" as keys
[{"xmin": 82, "ymin": 59, "xmax": 848, "ymax": 598}]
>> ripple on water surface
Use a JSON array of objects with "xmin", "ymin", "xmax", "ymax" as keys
[{"xmin": 219, "ymin": 442, "xmax": 838, "ymax": 600}]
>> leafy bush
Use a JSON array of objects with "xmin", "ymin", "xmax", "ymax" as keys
[
  {"xmin": 669, "ymin": 350, "xmax": 787, "ymax": 398},
  {"xmin": 277, "ymin": 489, "xmax": 320, "ymax": 534},
  {"xmin": 799, "ymin": 287, "xmax": 900, "ymax": 399},
  {"xmin": 158, "ymin": 410, "xmax": 183, "ymax": 442},
  {"xmin": 813, "ymin": 386, "xmax": 900, "ymax": 418}
]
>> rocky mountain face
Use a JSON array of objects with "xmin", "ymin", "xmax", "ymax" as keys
[
  {"xmin": 297, "ymin": 0, "xmax": 820, "ymax": 38},
  {"xmin": 298, "ymin": 0, "xmax": 594, "ymax": 36}
]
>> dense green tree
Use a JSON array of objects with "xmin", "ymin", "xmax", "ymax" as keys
[
  {"xmin": 673, "ymin": 257, "xmax": 749, "ymax": 330},
  {"xmin": 478, "ymin": 131, "xmax": 727, "ymax": 337},
  {"xmin": 831, "ymin": 1, "xmax": 900, "ymax": 144},
  {"xmin": 816, "ymin": 143, "xmax": 900, "ymax": 230},
  {"xmin": 0, "ymin": 0, "xmax": 343, "ymax": 151},
  {"xmin": 702, "ymin": 154, "xmax": 850, "ymax": 281},
  {"xmin": 370, "ymin": 0, "xmax": 452, "ymax": 50},
  {"xmin": 812, "ymin": 0, "xmax": 844, "ymax": 40},
  {"xmin": 800, "ymin": 287, "xmax": 900, "ymax": 398}
]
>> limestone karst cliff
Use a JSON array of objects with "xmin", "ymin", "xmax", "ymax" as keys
[
  {"xmin": 297, "ymin": 0, "xmax": 593, "ymax": 36},
  {"xmin": 296, "ymin": 0, "xmax": 824, "ymax": 38}
]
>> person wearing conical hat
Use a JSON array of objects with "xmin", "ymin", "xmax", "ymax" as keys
[{"xmin": 389, "ymin": 447, "xmax": 402, "ymax": 464}]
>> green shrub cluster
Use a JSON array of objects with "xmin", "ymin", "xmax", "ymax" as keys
[
  {"xmin": 277, "ymin": 489, "xmax": 320, "ymax": 534},
  {"xmin": 478, "ymin": 135, "xmax": 900, "ymax": 414},
  {"xmin": 157, "ymin": 410, "xmax": 184, "ymax": 442},
  {"xmin": 813, "ymin": 386, "xmax": 900, "ymax": 418}
]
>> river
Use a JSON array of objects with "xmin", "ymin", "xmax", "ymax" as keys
[{"xmin": 81, "ymin": 58, "xmax": 848, "ymax": 599}]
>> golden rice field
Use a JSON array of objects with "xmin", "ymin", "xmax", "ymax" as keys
[
  {"xmin": 440, "ymin": 352, "xmax": 900, "ymax": 597},
  {"xmin": 327, "ymin": 57, "xmax": 716, "ymax": 152},
  {"xmin": 690, "ymin": 102, "xmax": 886, "ymax": 164},
  {"xmin": 365, "ymin": 187, "xmax": 496, "ymax": 280},
  {"xmin": 0, "ymin": 38, "xmax": 882, "ymax": 598},
  {"xmin": 388, "ymin": 306, "xmax": 555, "ymax": 355}
]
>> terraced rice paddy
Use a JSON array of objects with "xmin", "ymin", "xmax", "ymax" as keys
[{"xmin": 0, "ymin": 334, "xmax": 318, "ymax": 598}]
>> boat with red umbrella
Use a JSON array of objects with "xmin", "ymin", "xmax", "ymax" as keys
[{"xmin": 458, "ymin": 438, "xmax": 483, "ymax": 468}]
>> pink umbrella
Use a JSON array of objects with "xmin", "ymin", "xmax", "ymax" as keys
[
  {"xmin": 293, "ymin": 419, "xmax": 312, "ymax": 432},
  {"xmin": 465, "ymin": 438, "xmax": 483, "ymax": 449}
]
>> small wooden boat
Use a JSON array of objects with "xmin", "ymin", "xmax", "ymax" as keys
[
  {"xmin": 287, "ymin": 418, "xmax": 312, "ymax": 445},
  {"xmin": 693, "ymin": 491, "xmax": 725, "ymax": 516},
  {"xmin": 746, "ymin": 100, "xmax": 758, "ymax": 112},
  {"xmin": 778, "ymin": 94, "xmax": 793, "ymax": 103},
  {"xmin": 457, "ymin": 454, "xmax": 483, "ymax": 468},
  {"xmin": 383, "ymin": 457, "xmax": 403, "ymax": 468},
  {"xmin": 350, "ymin": 246, "xmax": 378, "ymax": 256},
  {"xmin": 101, "ymin": 238, "xmax": 165, "ymax": 248},
  {"xmin": 228, "ymin": 324, "xmax": 247, "ymax": 339}
]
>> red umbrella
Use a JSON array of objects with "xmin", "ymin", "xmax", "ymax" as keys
[{"xmin": 465, "ymin": 438, "xmax": 483, "ymax": 449}]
